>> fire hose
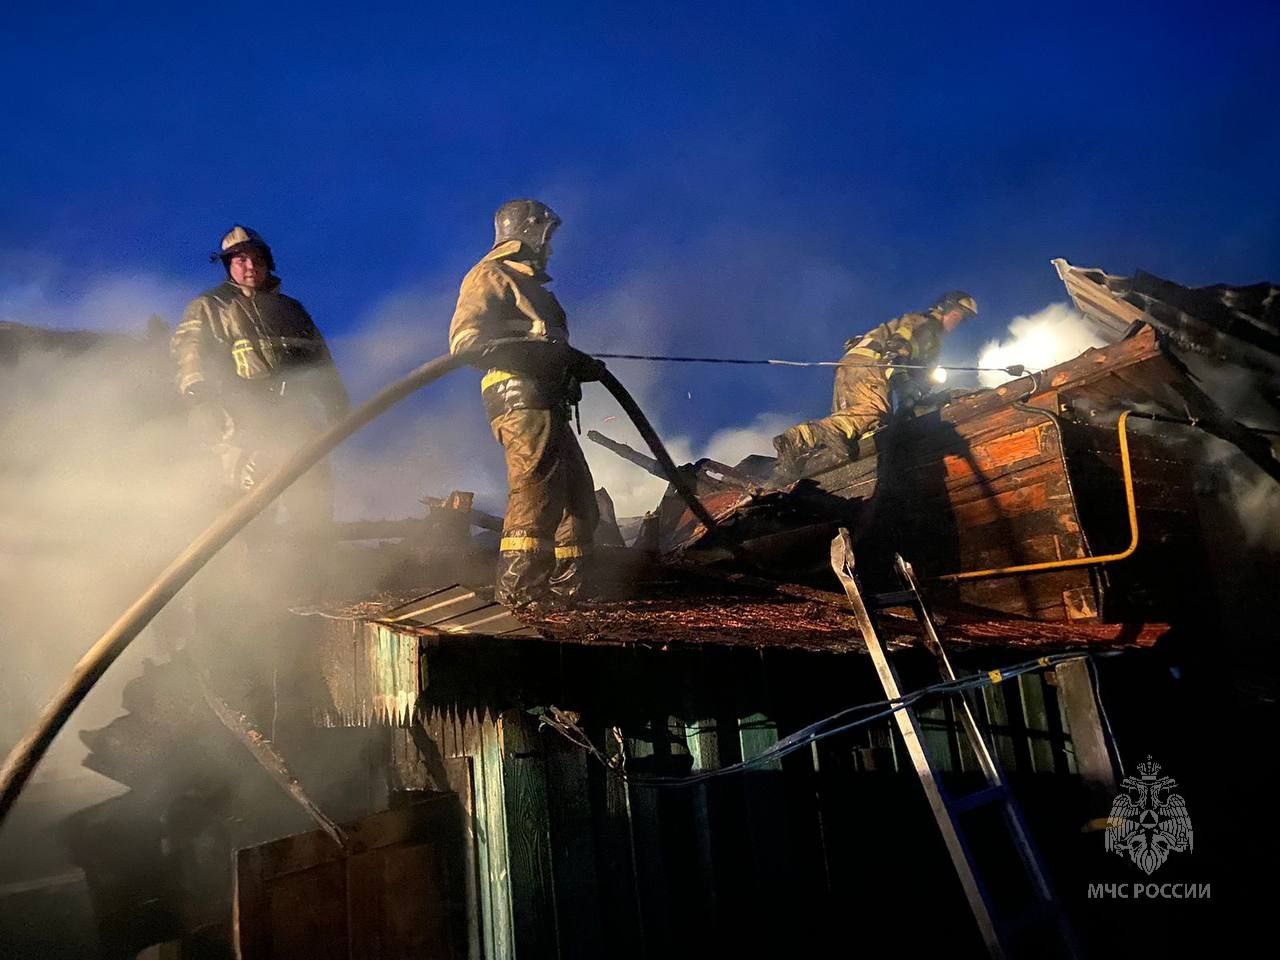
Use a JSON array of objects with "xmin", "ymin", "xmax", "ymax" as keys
[{"xmin": 0, "ymin": 349, "xmax": 713, "ymax": 827}]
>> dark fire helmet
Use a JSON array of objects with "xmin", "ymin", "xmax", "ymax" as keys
[
  {"xmin": 493, "ymin": 199, "xmax": 561, "ymax": 257},
  {"xmin": 933, "ymin": 290, "xmax": 978, "ymax": 319}
]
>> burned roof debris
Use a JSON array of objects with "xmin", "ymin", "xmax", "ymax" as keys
[
  {"xmin": 1054, "ymin": 258, "xmax": 1280, "ymax": 378},
  {"xmin": 6, "ymin": 258, "xmax": 1277, "ymax": 958}
]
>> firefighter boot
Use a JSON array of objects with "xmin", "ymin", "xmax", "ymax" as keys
[
  {"xmin": 549, "ymin": 549, "xmax": 591, "ymax": 603},
  {"xmin": 495, "ymin": 536, "xmax": 554, "ymax": 607},
  {"xmin": 773, "ymin": 426, "xmax": 824, "ymax": 480}
]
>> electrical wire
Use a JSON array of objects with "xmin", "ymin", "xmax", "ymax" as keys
[{"xmin": 588, "ymin": 351, "xmax": 1028, "ymax": 377}]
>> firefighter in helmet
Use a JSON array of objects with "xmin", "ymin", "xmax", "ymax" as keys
[
  {"xmin": 449, "ymin": 200, "xmax": 602, "ymax": 607},
  {"xmin": 172, "ymin": 226, "xmax": 350, "ymax": 528},
  {"xmin": 773, "ymin": 291, "xmax": 977, "ymax": 477}
]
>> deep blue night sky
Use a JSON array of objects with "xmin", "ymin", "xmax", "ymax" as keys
[{"xmin": 3, "ymin": 1, "xmax": 1278, "ymax": 510}]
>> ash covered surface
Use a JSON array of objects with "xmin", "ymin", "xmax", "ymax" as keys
[
  {"xmin": 300, "ymin": 560, "xmax": 1166, "ymax": 655},
  {"xmin": 523, "ymin": 584, "xmax": 868, "ymax": 653}
]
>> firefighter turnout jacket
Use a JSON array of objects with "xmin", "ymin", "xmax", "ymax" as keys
[
  {"xmin": 772, "ymin": 308, "xmax": 950, "ymax": 478},
  {"xmin": 448, "ymin": 239, "xmax": 598, "ymax": 605},
  {"xmin": 172, "ymin": 278, "xmax": 349, "ymax": 419},
  {"xmin": 833, "ymin": 309, "xmax": 945, "ymax": 413},
  {"xmin": 448, "ymin": 240, "xmax": 579, "ymax": 420}
]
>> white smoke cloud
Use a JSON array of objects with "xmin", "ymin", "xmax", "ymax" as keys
[
  {"xmin": 323, "ymin": 282, "xmax": 510, "ymax": 520},
  {"xmin": 977, "ymin": 302, "xmax": 1107, "ymax": 388},
  {"xmin": 1232, "ymin": 468, "xmax": 1280, "ymax": 551},
  {"xmin": 701, "ymin": 411, "xmax": 797, "ymax": 465},
  {"xmin": 0, "ymin": 266, "xmax": 190, "ymax": 334}
]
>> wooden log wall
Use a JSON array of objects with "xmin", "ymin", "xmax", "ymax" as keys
[
  {"xmin": 407, "ymin": 641, "xmax": 1112, "ymax": 959},
  {"xmin": 1057, "ymin": 418, "xmax": 1209, "ymax": 624},
  {"xmin": 820, "ymin": 404, "xmax": 1097, "ymax": 621}
]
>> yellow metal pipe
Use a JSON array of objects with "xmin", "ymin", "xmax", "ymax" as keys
[{"xmin": 938, "ymin": 411, "xmax": 1138, "ymax": 582}]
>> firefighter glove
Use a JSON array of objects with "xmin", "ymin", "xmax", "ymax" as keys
[{"xmin": 569, "ymin": 350, "xmax": 607, "ymax": 383}]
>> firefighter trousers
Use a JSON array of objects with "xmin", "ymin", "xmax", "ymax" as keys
[
  {"xmin": 490, "ymin": 407, "xmax": 599, "ymax": 603},
  {"xmin": 773, "ymin": 368, "xmax": 893, "ymax": 476}
]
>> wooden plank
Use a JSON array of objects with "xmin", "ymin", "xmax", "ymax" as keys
[
  {"xmin": 382, "ymin": 586, "xmax": 484, "ymax": 624},
  {"xmin": 499, "ymin": 711, "xmax": 557, "ymax": 959},
  {"xmin": 685, "ymin": 718, "xmax": 720, "ymax": 772},
  {"xmin": 737, "ymin": 712, "xmax": 781, "ymax": 772},
  {"xmin": 443, "ymin": 755, "xmax": 483, "ymax": 960},
  {"xmin": 917, "ymin": 701, "xmax": 956, "ymax": 773},
  {"xmin": 543, "ymin": 740, "xmax": 604, "ymax": 960},
  {"xmin": 958, "ymin": 573, "xmax": 1086, "ymax": 620},
  {"xmin": 261, "ymin": 860, "xmax": 349, "ymax": 960},
  {"xmin": 360, "ymin": 624, "xmax": 420, "ymax": 727},
  {"xmin": 932, "ymin": 457, "xmax": 1065, "ymax": 508},
  {"xmin": 1053, "ymin": 658, "xmax": 1117, "ymax": 802},
  {"xmin": 234, "ymin": 799, "xmax": 463, "ymax": 960},
  {"xmin": 592, "ymin": 727, "xmax": 644, "ymax": 959},
  {"xmin": 1041, "ymin": 670, "xmax": 1072, "ymax": 777},
  {"xmin": 1018, "ymin": 674, "xmax": 1056, "ymax": 773},
  {"xmin": 948, "ymin": 479, "xmax": 1054, "ymax": 528},
  {"xmin": 816, "ymin": 408, "xmax": 1051, "ymax": 498},
  {"xmin": 624, "ymin": 728, "xmax": 672, "ymax": 956},
  {"xmin": 315, "ymin": 618, "xmax": 359, "ymax": 728},
  {"xmin": 352, "ymin": 622, "xmax": 375, "ymax": 727},
  {"xmin": 348, "ymin": 837, "xmax": 460, "ymax": 960},
  {"xmin": 980, "ymin": 685, "xmax": 1018, "ymax": 772},
  {"xmin": 946, "ymin": 428, "xmax": 1044, "ymax": 478},
  {"xmin": 476, "ymin": 718, "xmax": 514, "ymax": 960},
  {"xmin": 233, "ymin": 845, "xmax": 268, "ymax": 959},
  {"xmin": 954, "ymin": 513, "xmax": 1086, "ymax": 562},
  {"xmin": 682, "ymin": 718, "xmax": 721, "ymax": 934}
]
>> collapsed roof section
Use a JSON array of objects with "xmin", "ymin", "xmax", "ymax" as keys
[
  {"xmin": 302, "ymin": 258, "xmax": 1277, "ymax": 666},
  {"xmin": 1052, "ymin": 258, "xmax": 1280, "ymax": 380}
]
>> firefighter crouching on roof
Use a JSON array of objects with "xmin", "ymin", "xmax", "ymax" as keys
[
  {"xmin": 449, "ymin": 199, "xmax": 603, "ymax": 608},
  {"xmin": 172, "ymin": 226, "xmax": 350, "ymax": 532},
  {"xmin": 773, "ymin": 291, "xmax": 978, "ymax": 478}
]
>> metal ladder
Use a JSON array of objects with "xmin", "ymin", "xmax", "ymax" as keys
[{"xmin": 829, "ymin": 529, "xmax": 1079, "ymax": 960}]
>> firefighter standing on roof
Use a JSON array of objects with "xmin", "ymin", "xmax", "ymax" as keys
[
  {"xmin": 773, "ymin": 291, "xmax": 977, "ymax": 477},
  {"xmin": 172, "ymin": 226, "xmax": 350, "ymax": 530},
  {"xmin": 449, "ymin": 200, "xmax": 601, "ymax": 607}
]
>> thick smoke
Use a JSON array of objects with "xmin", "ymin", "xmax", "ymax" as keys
[
  {"xmin": 1180, "ymin": 354, "xmax": 1280, "ymax": 552},
  {"xmin": 977, "ymin": 302, "xmax": 1107, "ymax": 387},
  {"xmin": 0, "ymin": 269, "xmax": 491, "ymax": 842},
  {"xmin": 1227, "ymin": 458, "xmax": 1280, "ymax": 551},
  {"xmin": 0, "ymin": 304, "xmax": 206, "ymax": 778},
  {"xmin": 326, "ymin": 283, "xmax": 508, "ymax": 520}
]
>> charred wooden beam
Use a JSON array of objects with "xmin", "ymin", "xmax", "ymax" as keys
[
  {"xmin": 196, "ymin": 672, "xmax": 348, "ymax": 851},
  {"xmin": 421, "ymin": 491, "xmax": 504, "ymax": 532}
]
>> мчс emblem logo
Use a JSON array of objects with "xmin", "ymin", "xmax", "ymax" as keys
[{"xmin": 1105, "ymin": 756, "xmax": 1193, "ymax": 875}]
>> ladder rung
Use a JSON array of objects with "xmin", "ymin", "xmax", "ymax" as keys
[
  {"xmin": 868, "ymin": 589, "xmax": 915, "ymax": 608},
  {"xmin": 951, "ymin": 784, "xmax": 1009, "ymax": 814}
]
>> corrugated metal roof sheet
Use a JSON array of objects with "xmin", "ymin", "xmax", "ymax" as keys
[{"xmin": 374, "ymin": 585, "xmax": 538, "ymax": 637}]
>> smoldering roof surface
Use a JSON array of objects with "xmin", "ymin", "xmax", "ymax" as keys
[{"xmin": 300, "ymin": 564, "xmax": 1166, "ymax": 655}]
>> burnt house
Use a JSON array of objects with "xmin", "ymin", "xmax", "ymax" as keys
[
  {"xmin": 223, "ymin": 262, "xmax": 1277, "ymax": 957},
  {"xmin": 7, "ymin": 262, "xmax": 1278, "ymax": 958}
]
